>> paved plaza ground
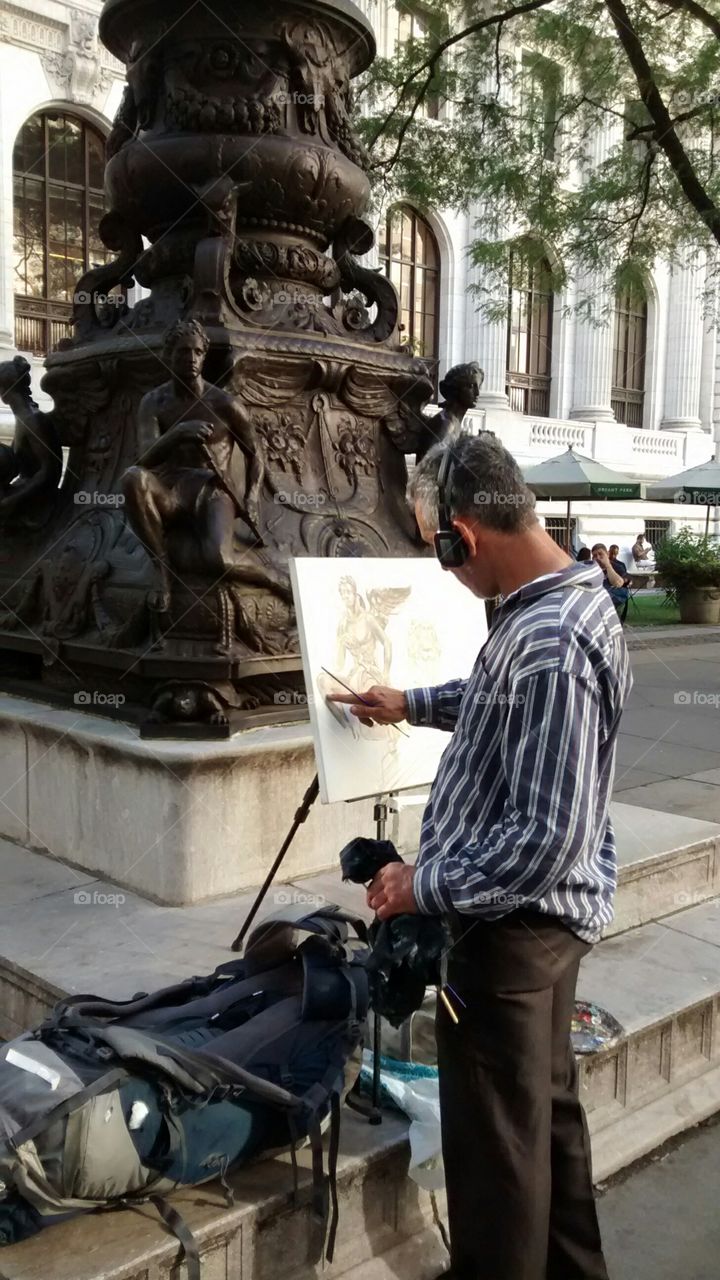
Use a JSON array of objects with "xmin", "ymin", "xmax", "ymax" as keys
[
  {"xmin": 597, "ymin": 632, "xmax": 720, "ymax": 1279},
  {"xmin": 613, "ymin": 635, "xmax": 720, "ymax": 819},
  {"xmin": 600, "ymin": 1117, "xmax": 720, "ymax": 1280}
]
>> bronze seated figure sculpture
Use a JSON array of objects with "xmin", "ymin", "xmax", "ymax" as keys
[{"xmin": 121, "ymin": 319, "xmax": 291, "ymax": 638}]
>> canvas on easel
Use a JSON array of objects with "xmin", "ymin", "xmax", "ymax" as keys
[{"xmin": 290, "ymin": 557, "xmax": 489, "ymax": 804}]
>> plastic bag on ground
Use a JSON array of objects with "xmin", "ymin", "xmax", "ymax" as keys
[{"xmin": 359, "ymin": 1051, "xmax": 443, "ymax": 1191}]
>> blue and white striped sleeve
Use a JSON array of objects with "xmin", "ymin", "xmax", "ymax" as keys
[
  {"xmin": 412, "ymin": 670, "xmax": 601, "ymax": 915},
  {"xmin": 405, "ymin": 680, "xmax": 468, "ymax": 732}
]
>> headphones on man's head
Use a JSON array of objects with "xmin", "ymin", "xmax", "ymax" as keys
[{"xmin": 433, "ymin": 447, "xmax": 470, "ymax": 569}]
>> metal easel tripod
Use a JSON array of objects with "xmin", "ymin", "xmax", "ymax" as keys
[{"xmin": 229, "ymin": 773, "xmax": 387, "ymax": 1122}]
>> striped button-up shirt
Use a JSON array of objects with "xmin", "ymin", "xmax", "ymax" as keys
[{"xmin": 407, "ymin": 562, "xmax": 632, "ymax": 942}]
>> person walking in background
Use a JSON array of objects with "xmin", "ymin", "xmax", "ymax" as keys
[
  {"xmin": 330, "ymin": 434, "xmax": 631, "ymax": 1280},
  {"xmin": 577, "ymin": 546, "xmax": 592, "ymax": 562}
]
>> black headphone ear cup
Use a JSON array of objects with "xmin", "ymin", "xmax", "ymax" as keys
[
  {"xmin": 434, "ymin": 529, "xmax": 469, "ymax": 569},
  {"xmin": 433, "ymin": 447, "xmax": 469, "ymax": 568}
]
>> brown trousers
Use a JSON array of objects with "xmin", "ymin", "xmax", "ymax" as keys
[{"xmin": 436, "ymin": 910, "xmax": 609, "ymax": 1280}]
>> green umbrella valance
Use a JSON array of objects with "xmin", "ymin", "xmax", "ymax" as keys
[{"xmin": 523, "ymin": 448, "xmax": 644, "ymax": 500}]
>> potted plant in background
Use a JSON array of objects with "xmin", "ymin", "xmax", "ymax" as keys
[{"xmin": 655, "ymin": 528, "xmax": 720, "ymax": 623}]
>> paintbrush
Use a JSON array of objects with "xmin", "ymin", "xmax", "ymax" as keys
[{"xmin": 321, "ymin": 667, "xmax": 410, "ymax": 738}]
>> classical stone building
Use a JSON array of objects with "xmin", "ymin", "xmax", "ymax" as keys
[{"xmin": 0, "ymin": 0, "xmax": 716, "ymax": 557}]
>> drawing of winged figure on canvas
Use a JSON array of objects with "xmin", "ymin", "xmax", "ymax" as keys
[{"xmin": 319, "ymin": 575, "xmax": 411, "ymax": 739}]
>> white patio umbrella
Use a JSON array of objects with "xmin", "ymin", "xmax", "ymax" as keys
[
  {"xmin": 645, "ymin": 459, "xmax": 720, "ymax": 536},
  {"xmin": 523, "ymin": 448, "xmax": 644, "ymax": 551}
]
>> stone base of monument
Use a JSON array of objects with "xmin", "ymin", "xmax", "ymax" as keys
[{"xmin": 0, "ymin": 695, "xmax": 424, "ymax": 905}]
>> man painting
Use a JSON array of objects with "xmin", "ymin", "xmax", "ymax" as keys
[{"xmin": 330, "ymin": 434, "xmax": 631, "ymax": 1280}]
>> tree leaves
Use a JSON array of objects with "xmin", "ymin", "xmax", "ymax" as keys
[{"xmin": 358, "ymin": 0, "xmax": 720, "ymax": 316}]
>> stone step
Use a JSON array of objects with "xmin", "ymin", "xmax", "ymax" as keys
[
  {"xmin": 2, "ymin": 897, "xmax": 720, "ymax": 1279},
  {"xmin": 608, "ymin": 802, "xmax": 720, "ymax": 936},
  {"xmin": 395, "ymin": 798, "xmax": 720, "ymax": 938},
  {"xmin": 2, "ymin": 807, "xmax": 717, "ymax": 1040},
  {"xmin": 578, "ymin": 898, "xmax": 720, "ymax": 1178},
  {"xmin": 1, "ymin": 829, "xmax": 717, "ymax": 1280}
]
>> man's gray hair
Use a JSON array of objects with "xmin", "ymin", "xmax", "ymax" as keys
[{"xmin": 408, "ymin": 434, "xmax": 537, "ymax": 533}]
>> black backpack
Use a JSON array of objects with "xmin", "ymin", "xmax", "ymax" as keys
[{"xmin": 0, "ymin": 904, "xmax": 370, "ymax": 1274}]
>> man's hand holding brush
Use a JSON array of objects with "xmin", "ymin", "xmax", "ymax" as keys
[{"xmin": 327, "ymin": 683, "xmax": 408, "ymax": 729}]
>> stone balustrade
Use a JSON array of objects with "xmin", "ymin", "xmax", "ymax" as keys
[
  {"xmin": 529, "ymin": 420, "xmax": 591, "ymax": 451},
  {"xmin": 468, "ymin": 408, "xmax": 713, "ymax": 480}
]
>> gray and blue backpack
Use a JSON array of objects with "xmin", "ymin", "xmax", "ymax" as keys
[{"xmin": 0, "ymin": 904, "xmax": 370, "ymax": 1273}]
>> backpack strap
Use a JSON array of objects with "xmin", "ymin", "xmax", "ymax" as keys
[
  {"xmin": 326, "ymin": 1089, "xmax": 342, "ymax": 1262},
  {"xmin": 149, "ymin": 1196, "xmax": 200, "ymax": 1280},
  {"xmin": 306, "ymin": 1111, "xmax": 328, "ymax": 1233},
  {"xmin": 42, "ymin": 970, "xmax": 222, "ymax": 1031},
  {"xmin": 301, "ymin": 1072, "xmax": 346, "ymax": 1263}
]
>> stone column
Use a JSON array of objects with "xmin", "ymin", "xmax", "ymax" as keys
[
  {"xmin": 472, "ymin": 308, "xmax": 511, "ymax": 412},
  {"xmin": 466, "ymin": 208, "xmax": 510, "ymax": 413},
  {"xmin": 569, "ymin": 116, "xmax": 622, "ymax": 423},
  {"xmin": 568, "ymin": 272, "xmax": 616, "ymax": 422},
  {"xmin": 661, "ymin": 252, "xmax": 705, "ymax": 431}
]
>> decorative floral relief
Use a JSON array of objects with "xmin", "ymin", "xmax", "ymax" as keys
[
  {"xmin": 335, "ymin": 419, "xmax": 375, "ymax": 482},
  {"xmin": 256, "ymin": 412, "xmax": 308, "ymax": 483}
]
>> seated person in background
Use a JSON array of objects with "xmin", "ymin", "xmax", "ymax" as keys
[
  {"xmin": 577, "ymin": 547, "xmax": 592, "ymax": 562},
  {"xmin": 608, "ymin": 544, "xmax": 631, "ymax": 586},
  {"xmin": 592, "ymin": 543, "xmax": 630, "ymax": 614},
  {"xmin": 632, "ymin": 532, "xmax": 653, "ymax": 565}
]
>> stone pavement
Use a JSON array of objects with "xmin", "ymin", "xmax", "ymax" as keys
[
  {"xmin": 599, "ymin": 1118, "xmax": 720, "ymax": 1280},
  {"xmin": 613, "ymin": 638, "xmax": 720, "ymax": 821},
  {"xmin": 624, "ymin": 622, "xmax": 720, "ymax": 651},
  {"xmin": 600, "ymin": 637, "xmax": 720, "ymax": 1278}
]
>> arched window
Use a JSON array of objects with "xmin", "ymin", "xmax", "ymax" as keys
[
  {"xmin": 13, "ymin": 111, "xmax": 108, "ymax": 355},
  {"xmin": 611, "ymin": 285, "xmax": 648, "ymax": 428},
  {"xmin": 378, "ymin": 205, "xmax": 441, "ymax": 363},
  {"xmin": 506, "ymin": 248, "xmax": 553, "ymax": 416}
]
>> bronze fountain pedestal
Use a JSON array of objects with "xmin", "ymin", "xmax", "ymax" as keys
[{"xmin": 0, "ymin": 0, "xmax": 434, "ymax": 735}]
